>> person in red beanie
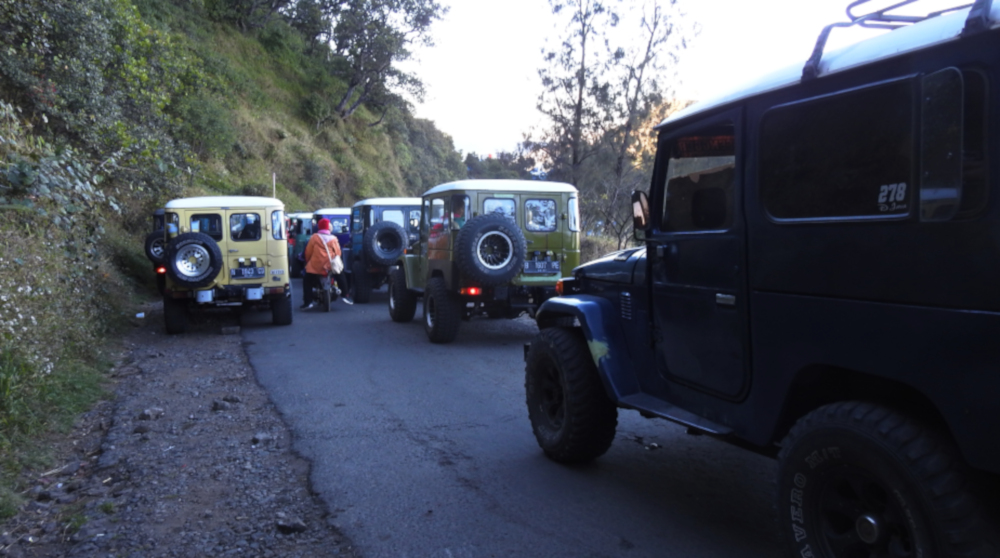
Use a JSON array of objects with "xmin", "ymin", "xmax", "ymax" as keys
[{"xmin": 301, "ymin": 218, "xmax": 352, "ymax": 308}]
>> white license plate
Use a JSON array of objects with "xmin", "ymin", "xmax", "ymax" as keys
[
  {"xmin": 231, "ymin": 267, "xmax": 265, "ymax": 279},
  {"xmin": 523, "ymin": 260, "xmax": 560, "ymax": 274}
]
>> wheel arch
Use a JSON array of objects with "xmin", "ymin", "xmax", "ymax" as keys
[
  {"xmin": 773, "ymin": 364, "xmax": 952, "ymax": 447},
  {"xmin": 535, "ymin": 296, "xmax": 641, "ymax": 402}
]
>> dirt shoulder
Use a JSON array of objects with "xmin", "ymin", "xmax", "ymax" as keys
[{"xmin": 0, "ymin": 303, "xmax": 357, "ymax": 558}]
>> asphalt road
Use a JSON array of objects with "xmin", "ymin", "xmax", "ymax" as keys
[{"xmin": 242, "ymin": 279, "xmax": 784, "ymax": 558}]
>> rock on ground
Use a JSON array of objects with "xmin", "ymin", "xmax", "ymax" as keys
[{"xmin": 0, "ymin": 304, "xmax": 358, "ymax": 558}]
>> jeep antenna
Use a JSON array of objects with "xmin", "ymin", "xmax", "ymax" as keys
[{"xmin": 273, "ymin": 173, "xmax": 276, "ymax": 198}]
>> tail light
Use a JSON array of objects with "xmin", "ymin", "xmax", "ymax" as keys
[
  {"xmin": 555, "ymin": 279, "xmax": 564, "ymax": 296},
  {"xmin": 460, "ymin": 287, "xmax": 482, "ymax": 296},
  {"xmin": 156, "ymin": 266, "xmax": 167, "ymax": 275}
]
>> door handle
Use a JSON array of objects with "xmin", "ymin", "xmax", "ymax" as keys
[{"xmin": 716, "ymin": 294, "xmax": 736, "ymax": 306}]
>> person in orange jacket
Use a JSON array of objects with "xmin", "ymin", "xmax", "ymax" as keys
[{"xmin": 301, "ymin": 218, "xmax": 352, "ymax": 308}]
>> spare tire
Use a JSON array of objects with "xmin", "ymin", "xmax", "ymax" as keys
[
  {"xmin": 165, "ymin": 232, "xmax": 223, "ymax": 289},
  {"xmin": 363, "ymin": 221, "xmax": 407, "ymax": 266},
  {"xmin": 144, "ymin": 231, "xmax": 168, "ymax": 264},
  {"xmin": 455, "ymin": 214, "xmax": 526, "ymax": 286}
]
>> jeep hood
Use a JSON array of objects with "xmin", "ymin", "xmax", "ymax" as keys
[{"xmin": 575, "ymin": 247, "xmax": 646, "ymax": 284}]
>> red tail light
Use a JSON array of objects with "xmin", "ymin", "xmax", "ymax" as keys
[
  {"xmin": 555, "ymin": 279, "xmax": 564, "ymax": 296},
  {"xmin": 461, "ymin": 287, "xmax": 482, "ymax": 296},
  {"xmin": 156, "ymin": 266, "xmax": 167, "ymax": 274}
]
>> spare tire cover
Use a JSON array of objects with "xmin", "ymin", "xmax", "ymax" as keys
[
  {"xmin": 454, "ymin": 214, "xmax": 527, "ymax": 286},
  {"xmin": 165, "ymin": 232, "xmax": 223, "ymax": 289},
  {"xmin": 363, "ymin": 220, "xmax": 408, "ymax": 266}
]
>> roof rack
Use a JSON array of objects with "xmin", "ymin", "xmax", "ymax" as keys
[{"xmin": 802, "ymin": 0, "xmax": 994, "ymax": 80}]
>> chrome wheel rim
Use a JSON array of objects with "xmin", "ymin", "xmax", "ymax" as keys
[
  {"xmin": 174, "ymin": 244, "xmax": 211, "ymax": 278},
  {"xmin": 476, "ymin": 231, "xmax": 513, "ymax": 269}
]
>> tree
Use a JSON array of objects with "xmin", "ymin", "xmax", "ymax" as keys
[
  {"xmin": 207, "ymin": 0, "xmax": 295, "ymax": 31},
  {"xmin": 531, "ymin": 0, "xmax": 619, "ymax": 188},
  {"xmin": 331, "ymin": 0, "xmax": 444, "ymax": 121},
  {"xmin": 288, "ymin": 0, "xmax": 343, "ymax": 49},
  {"xmin": 531, "ymin": 0, "xmax": 693, "ymax": 249}
]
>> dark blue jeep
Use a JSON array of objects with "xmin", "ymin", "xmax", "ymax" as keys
[
  {"xmin": 344, "ymin": 197, "xmax": 421, "ymax": 303},
  {"xmin": 524, "ymin": 3, "xmax": 1000, "ymax": 557}
]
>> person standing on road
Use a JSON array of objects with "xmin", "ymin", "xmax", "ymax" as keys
[{"xmin": 302, "ymin": 218, "xmax": 353, "ymax": 309}]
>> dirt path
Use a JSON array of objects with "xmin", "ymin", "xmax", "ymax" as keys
[{"xmin": 0, "ymin": 304, "xmax": 357, "ymax": 558}]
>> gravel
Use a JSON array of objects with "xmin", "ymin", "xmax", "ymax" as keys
[{"xmin": 0, "ymin": 305, "xmax": 357, "ymax": 558}]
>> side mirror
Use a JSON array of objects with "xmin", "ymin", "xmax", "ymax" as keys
[{"xmin": 631, "ymin": 190, "xmax": 650, "ymax": 241}]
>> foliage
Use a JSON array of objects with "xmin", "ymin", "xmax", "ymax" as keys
[
  {"xmin": 331, "ymin": 0, "xmax": 445, "ymax": 121},
  {"xmin": 206, "ymin": 0, "xmax": 293, "ymax": 31},
  {"xmin": 464, "ymin": 151, "xmax": 536, "ymax": 181},
  {"xmin": 530, "ymin": 0, "xmax": 694, "ymax": 248},
  {"xmin": 390, "ymin": 113, "xmax": 465, "ymax": 194}
]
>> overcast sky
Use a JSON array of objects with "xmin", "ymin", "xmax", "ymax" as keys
[{"xmin": 401, "ymin": 0, "xmax": 957, "ymax": 156}]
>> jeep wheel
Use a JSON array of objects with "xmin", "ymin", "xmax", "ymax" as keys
[
  {"xmin": 351, "ymin": 260, "xmax": 372, "ymax": 303},
  {"xmin": 144, "ymin": 231, "xmax": 168, "ymax": 264},
  {"xmin": 777, "ymin": 401, "xmax": 991, "ymax": 558},
  {"xmin": 363, "ymin": 221, "xmax": 408, "ymax": 266},
  {"xmin": 164, "ymin": 296, "xmax": 188, "ymax": 335},
  {"xmin": 165, "ymin": 232, "xmax": 223, "ymax": 289},
  {"xmin": 389, "ymin": 267, "xmax": 417, "ymax": 323},
  {"xmin": 271, "ymin": 295, "xmax": 293, "ymax": 325},
  {"xmin": 455, "ymin": 214, "xmax": 527, "ymax": 287},
  {"xmin": 423, "ymin": 276, "xmax": 461, "ymax": 343},
  {"xmin": 525, "ymin": 327, "xmax": 617, "ymax": 463}
]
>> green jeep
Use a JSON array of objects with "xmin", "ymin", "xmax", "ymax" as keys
[{"xmin": 389, "ymin": 179, "xmax": 580, "ymax": 343}]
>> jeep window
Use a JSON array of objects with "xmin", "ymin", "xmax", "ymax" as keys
[
  {"xmin": 452, "ymin": 195, "xmax": 469, "ymax": 229},
  {"xmin": 230, "ymin": 213, "xmax": 262, "ymax": 242},
  {"xmin": 271, "ymin": 210, "xmax": 285, "ymax": 240},
  {"xmin": 380, "ymin": 209, "xmax": 402, "ymax": 228},
  {"xmin": 484, "ymin": 198, "xmax": 515, "ymax": 223},
  {"xmin": 408, "ymin": 209, "xmax": 421, "ymax": 233},
  {"xmin": 956, "ymin": 70, "xmax": 989, "ymax": 219},
  {"xmin": 568, "ymin": 197, "xmax": 580, "ymax": 232},
  {"xmin": 326, "ymin": 217, "xmax": 349, "ymax": 233},
  {"xmin": 760, "ymin": 78, "xmax": 913, "ymax": 220},
  {"xmin": 662, "ymin": 126, "xmax": 736, "ymax": 232},
  {"xmin": 352, "ymin": 208, "xmax": 363, "ymax": 233},
  {"xmin": 429, "ymin": 198, "xmax": 448, "ymax": 238},
  {"xmin": 191, "ymin": 214, "xmax": 223, "ymax": 241},
  {"xmin": 526, "ymin": 199, "xmax": 557, "ymax": 232}
]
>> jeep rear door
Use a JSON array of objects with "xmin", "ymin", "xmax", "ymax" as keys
[{"xmin": 646, "ymin": 109, "xmax": 749, "ymax": 400}]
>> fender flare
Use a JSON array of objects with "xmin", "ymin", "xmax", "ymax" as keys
[{"xmin": 535, "ymin": 295, "xmax": 640, "ymax": 401}]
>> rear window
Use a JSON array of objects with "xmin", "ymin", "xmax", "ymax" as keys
[
  {"xmin": 230, "ymin": 213, "xmax": 262, "ymax": 241},
  {"xmin": 484, "ymin": 198, "xmax": 515, "ymax": 222},
  {"xmin": 191, "ymin": 214, "xmax": 223, "ymax": 241},
  {"xmin": 525, "ymin": 199, "xmax": 557, "ymax": 232}
]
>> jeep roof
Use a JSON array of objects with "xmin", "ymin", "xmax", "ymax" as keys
[
  {"xmin": 351, "ymin": 197, "xmax": 421, "ymax": 207},
  {"xmin": 423, "ymin": 179, "xmax": 577, "ymax": 196},
  {"xmin": 663, "ymin": 3, "xmax": 1000, "ymax": 128},
  {"xmin": 165, "ymin": 196, "xmax": 283, "ymax": 209},
  {"xmin": 313, "ymin": 207, "xmax": 350, "ymax": 215}
]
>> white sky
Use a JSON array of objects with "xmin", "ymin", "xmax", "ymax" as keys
[{"xmin": 401, "ymin": 0, "xmax": 957, "ymax": 156}]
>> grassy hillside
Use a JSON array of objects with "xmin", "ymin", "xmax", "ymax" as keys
[{"xmin": 0, "ymin": 0, "xmax": 464, "ymax": 517}]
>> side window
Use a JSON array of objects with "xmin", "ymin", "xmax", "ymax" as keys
[
  {"xmin": 271, "ymin": 210, "xmax": 285, "ymax": 240},
  {"xmin": 230, "ymin": 213, "xmax": 262, "ymax": 241},
  {"xmin": 568, "ymin": 197, "xmax": 580, "ymax": 232},
  {"xmin": 760, "ymin": 79, "xmax": 913, "ymax": 220},
  {"xmin": 662, "ymin": 127, "xmax": 736, "ymax": 232},
  {"xmin": 382, "ymin": 209, "xmax": 404, "ymax": 227},
  {"xmin": 352, "ymin": 209, "xmax": 363, "ymax": 233},
  {"xmin": 451, "ymin": 194, "xmax": 470, "ymax": 229},
  {"xmin": 525, "ymin": 199, "xmax": 557, "ymax": 232},
  {"xmin": 329, "ymin": 217, "xmax": 349, "ymax": 233},
  {"xmin": 484, "ymin": 198, "xmax": 516, "ymax": 223},
  {"xmin": 191, "ymin": 214, "xmax": 223, "ymax": 241},
  {"xmin": 421, "ymin": 199, "xmax": 431, "ymax": 234}
]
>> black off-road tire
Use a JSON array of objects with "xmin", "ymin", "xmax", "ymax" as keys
[
  {"xmin": 777, "ymin": 401, "xmax": 993, "ymax": 558},
  {"xmin": 163, "ymin": 296, "xmax": 189, "ymax": 335},
  {"xmin": 165, "ymin": 232, "xmax": 223, "ymax": 289},
  {"xmin": 144, "ymin": 231, "xmax": 168, "ymax": 264},
  {"xmin": 388, "ymin": 267, "xmax": 417, "ymax": 323},
  {"xmin": 363, "ymin": 221, "xmax": 408, "ymax": 266},
  {"xmin": 271, "ymin": 295, "xmax": 293, "ymax": 325},
  {"xmin": 351, "ymin": 260, "xmax": 372, "ymax": 303},
  {"xmin": 455, "ymin": 214, "xmax": 527, "ymax": 287},
  {"xmin": 525, "ymin": 327, "xmax": 617, "ymax": 464},
  {"xmin": 423, "ymin": 276, "xmax": 461, "ymax": 343}
]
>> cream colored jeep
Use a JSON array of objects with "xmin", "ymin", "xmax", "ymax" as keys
[{"xmin": 160, "ymin": 196, "xmax": 293, "ymax": 333}]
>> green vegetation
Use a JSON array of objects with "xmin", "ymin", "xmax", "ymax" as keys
[{"xmin": 0, "ymin": 0, "xmax": 465, "ymax": 519}]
